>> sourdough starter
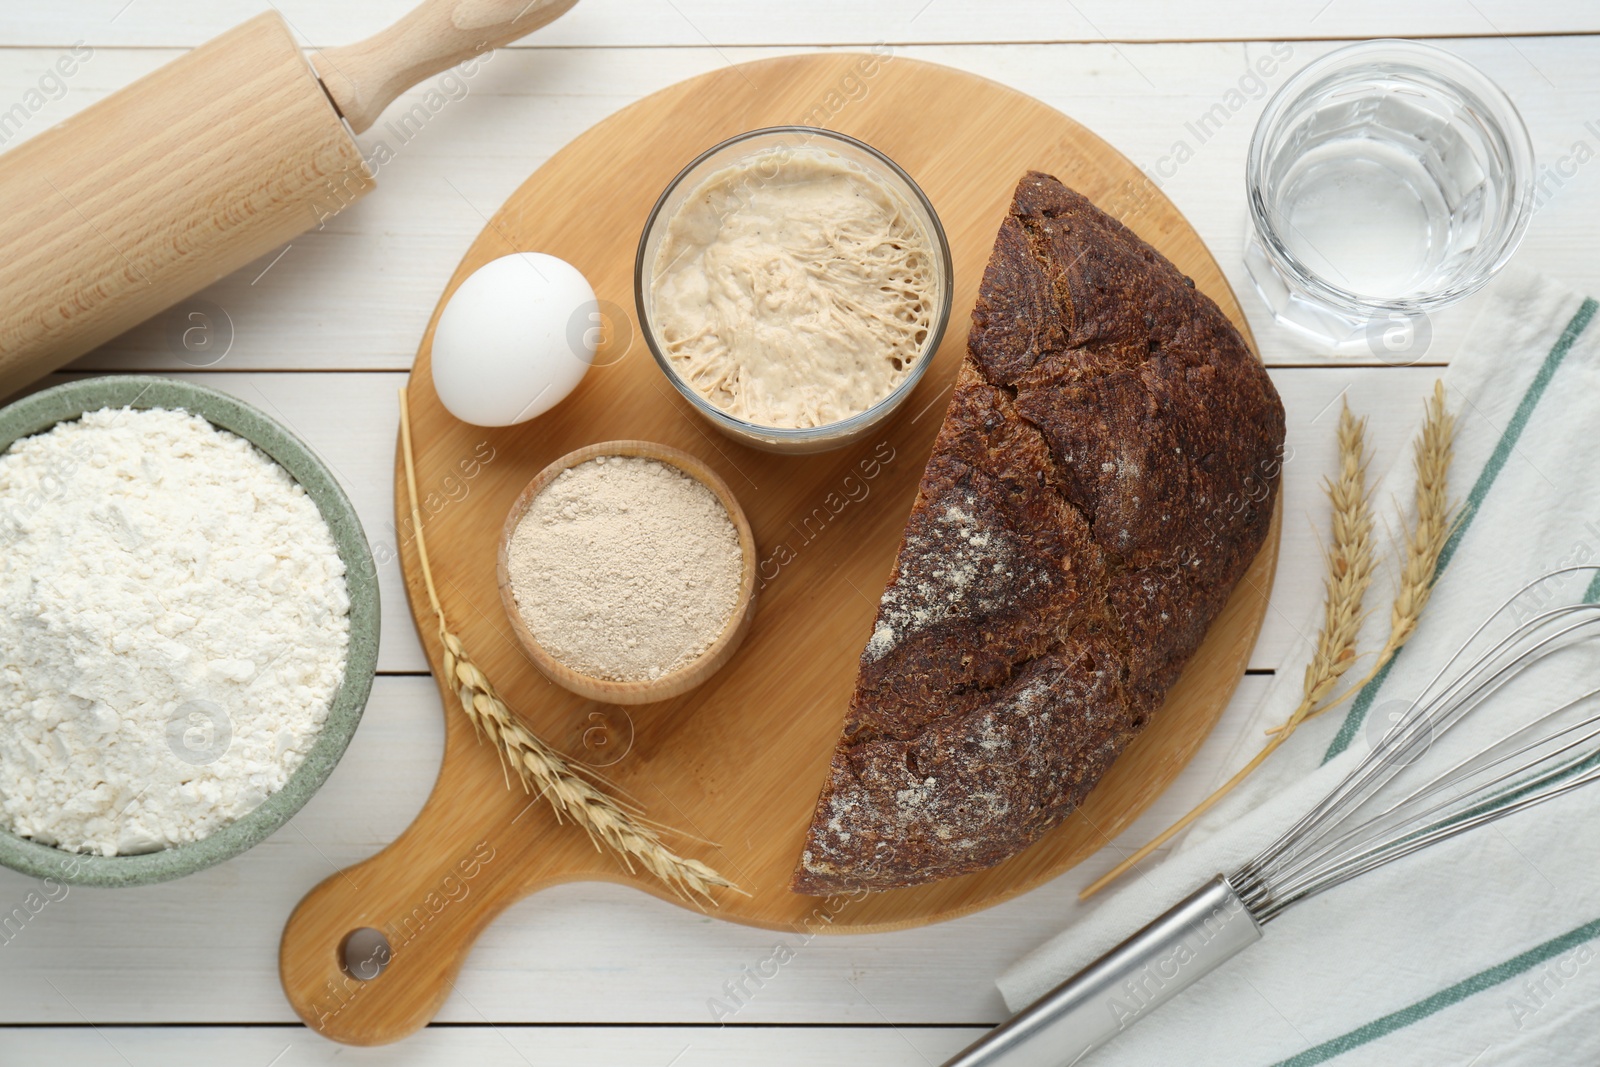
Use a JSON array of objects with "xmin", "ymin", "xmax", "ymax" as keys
[{"xmin": 650, "ymin": 147, "xmax": 937, "ymax": 428}]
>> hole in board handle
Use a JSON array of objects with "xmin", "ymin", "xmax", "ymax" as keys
[{"xmin": 340, "ymin": 927, "xmax": 391, "ymax": 981}]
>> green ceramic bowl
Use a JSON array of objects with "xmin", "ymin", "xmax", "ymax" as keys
[{"xmin": 0, "ymin": 376, "xmax": 379, "ymax": 887}]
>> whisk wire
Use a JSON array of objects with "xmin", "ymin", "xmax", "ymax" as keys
[
  {"xmin": 1250, "ymin": 627, "xmax": 1600, "ymax": 900},
  {"xmin": 1255, "ymin": 759, "xmax": 1600, "ymax": 922},
  {"xmin": 1234, "ymin": 567, "xmax": 1600, "ymax": 924}
]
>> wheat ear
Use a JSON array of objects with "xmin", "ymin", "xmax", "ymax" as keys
[
  {"xmin": 1364, "ymin": 379, "xmax": 1457, "ymax": 677},
  {"xmin": 398, "ymin": 389, "xmax": 741, "ymax": 904},
  {"xmin": 1268, "ymin": 378, "xmax": 1458, "ymax": 731},
  {"xmin": 1080, "ymin": 396, "xmax": 1380, "ymax": 900},
  {"xmin": 1300, "ymin": 402, "xmax": 1377, "ymax": 710}
]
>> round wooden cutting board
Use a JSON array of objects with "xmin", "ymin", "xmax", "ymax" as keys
[{"xmin": 280, "ymin": 52, "xmax": 1281, "ymax": 1045}]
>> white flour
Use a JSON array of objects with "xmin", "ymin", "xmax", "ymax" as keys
[{"xmin": 0, "ymin": 407, "xmax": 350, "ymax": 855}]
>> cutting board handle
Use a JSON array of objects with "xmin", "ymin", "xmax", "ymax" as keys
[
  {"xmin": 312, "ymin": 0, "xmax": 579, "ymax": 133},
  {"xmin": 278, "ymin": 763, "xmax": 575, "ymax": 1046}
]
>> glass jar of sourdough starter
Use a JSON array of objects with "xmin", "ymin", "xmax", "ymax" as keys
[
  {"xmin": 636, "ymin": 127, "xmax": 953, "ymax": 454},
  {"xmin": 1245, "ymin": 40, "xmax": 1534, "ymax": 358}
]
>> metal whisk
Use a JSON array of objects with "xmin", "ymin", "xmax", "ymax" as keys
[{"xmin": 946, "ymin": 567, "xmax": 1600, "ymax": 1067}]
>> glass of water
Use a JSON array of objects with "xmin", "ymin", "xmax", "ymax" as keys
[{"xmin": 1245, "ymin": 40, "xmax": 1534, "ymax": 358}]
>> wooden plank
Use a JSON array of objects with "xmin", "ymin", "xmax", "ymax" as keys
[
  {"xmin": 0, "ymin": 1026, "xmax": 988, "ymax": 1064},
  {"xmin": 0, "ymin": 674, "xmax": 1269, "ymax": 1025},
  {"xmin": 0, "ymin": 41, "xmax": 1585, "ymax": 374},
  {"xmin": 6, "ymin": 0, "xmax": 1599, "ymax": 48}
]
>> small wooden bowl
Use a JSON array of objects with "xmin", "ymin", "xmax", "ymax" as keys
[{"xmin": 496, "ymin": 440, "xmax": 758, "ymax": 705}]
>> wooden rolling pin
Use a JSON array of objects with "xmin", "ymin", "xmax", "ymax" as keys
[{"xmin": 0, "ymin": 0, "xmax": 577, "ymax": 399}]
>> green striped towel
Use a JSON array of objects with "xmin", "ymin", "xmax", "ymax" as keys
[{"xmin": 998, "ymin": 267, "xmax": 1600, "ymax": 1066}]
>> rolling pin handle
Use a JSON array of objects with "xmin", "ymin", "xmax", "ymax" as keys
[{"xmin": 313, "ymin": 0, "xmax": 580, "ymax": 133}]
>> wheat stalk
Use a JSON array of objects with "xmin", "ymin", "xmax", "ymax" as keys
[
  {"xmin": 1080, "ymin": 386, "xmax": 1454, "ymax": 902},
  {"xmin": 398, "ymin": 389, "xmax": 740, "ymax": 905},
  {"xmin": 1269, "ymin": 378, "xmax": 1458, "ymax": 731},
  {"xmin": 1368, "ymin": 378, "xmax": 1457, "ymax": 676},
  {"xmin": 1300, "ymin": 402, "xmax": 1376, "ymax": 712}
]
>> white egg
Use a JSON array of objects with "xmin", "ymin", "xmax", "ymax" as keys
[{"xmin": 431, "ymin": 253, "xmax": 597, "ymax": 427}]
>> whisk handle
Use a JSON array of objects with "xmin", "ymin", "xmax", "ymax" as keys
[{"xmin": 942, "ymin": 876, "xmax": 1261, "ymax": 1067}]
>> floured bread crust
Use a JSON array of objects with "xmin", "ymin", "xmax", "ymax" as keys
[{"xmin": 793, "ymin": 172, "xmax": 1284, "ymax": 895}]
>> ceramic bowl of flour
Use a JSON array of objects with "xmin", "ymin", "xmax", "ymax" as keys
[{"xmin": 0, "ymin": 376, "xmax": 379, "ymax": 887}]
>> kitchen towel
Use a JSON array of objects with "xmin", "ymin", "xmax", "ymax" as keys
[{"xmin": 997, "ymin": 265, "xmax": 1600, "ymax": 1066}]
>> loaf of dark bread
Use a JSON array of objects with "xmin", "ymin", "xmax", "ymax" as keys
[{"xmin": 792, "ymin": 172, "xmax": 1284, "ymax": 895}]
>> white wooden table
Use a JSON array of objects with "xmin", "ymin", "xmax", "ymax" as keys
[{"xmin": 1, "ymin": 4, "xmax": 1596, "ymax": 1063}]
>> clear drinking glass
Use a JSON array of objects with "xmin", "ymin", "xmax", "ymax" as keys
[{"xmin": 1245, "ymin": 40, "xmax": 1535, "ymax": 358}]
